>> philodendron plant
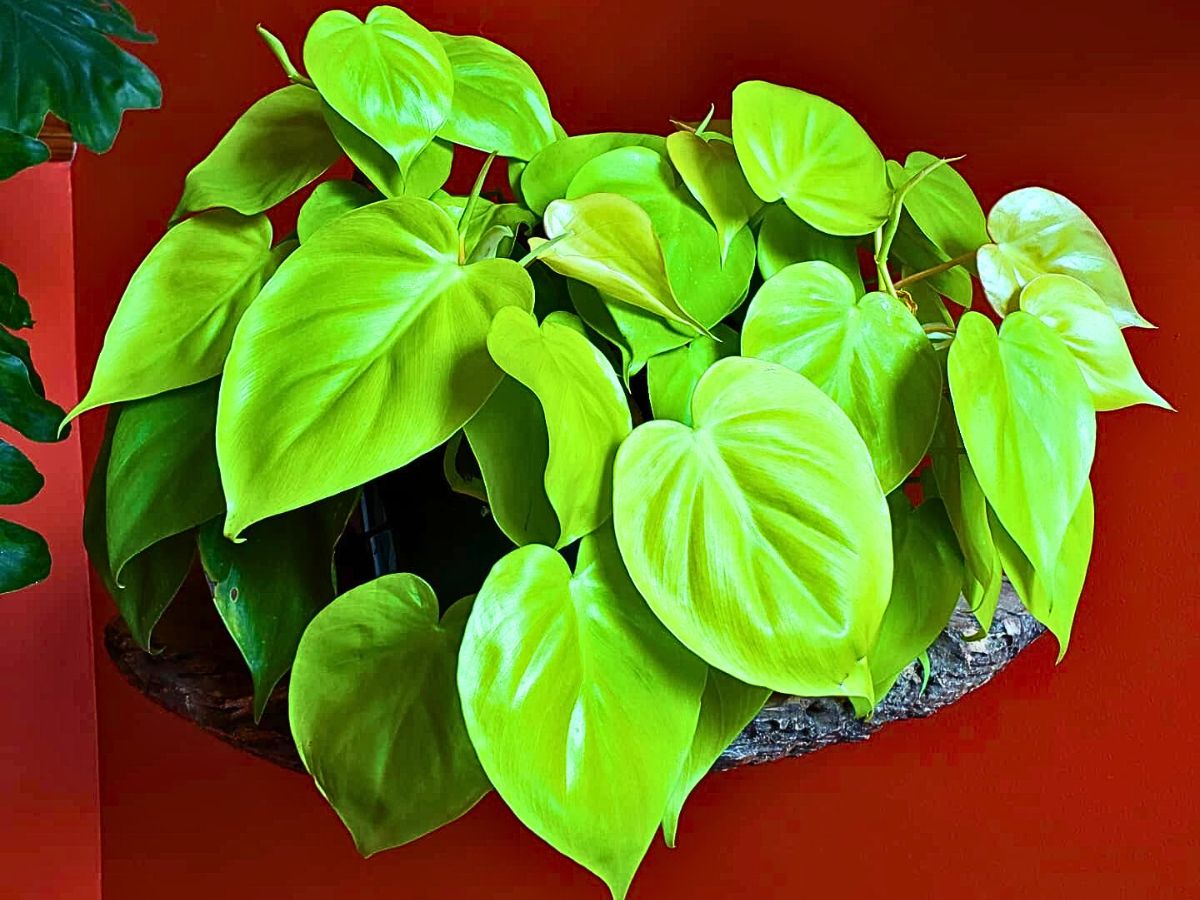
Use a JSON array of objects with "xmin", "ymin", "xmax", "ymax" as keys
[{"xmin": 72, "ymin": 5, "xmax": 1170, "ymax": 896}]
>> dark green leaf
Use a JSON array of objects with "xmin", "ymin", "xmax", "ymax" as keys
[
  {"xmin": 0, "ymin": 127, "xmax": 49, "ymax": 179},
  {"xmin": 0, "ymin": 518, "xmax": 50, "ymax": 593},
  {"xmin": 0, "ymin": 350, "xmax": 65, "ymax": 442},
  {"xmin": 0, "ymin": 440, "xmax": 43, "ymax": 504},
  {"xmin": 0, "ymin": 264, "xmax": 33, "ymax": 330}
]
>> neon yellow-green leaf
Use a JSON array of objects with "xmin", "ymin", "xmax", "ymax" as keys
[
  {"xmin": 173, "ymin": 85, "xmax": 342, "ymax": 219},
  {"xmin": 290, "ymin": 575, "xmax": 489, "ymax": 855},
  {"xmin": 434, "ymin": 32, "xmax": 555, "ymax": 160},
  {"xmin": 948, "ymin": 311, "xmax": 1095, "ymax": 574},
  {"xmin": 68, "ymin": 211, "xmax": 273, "ymax": 422},
  {"xmin": 662, "ymin": 668, "xmax": 768, "ymax": 848},
  {"xmin": 324, "ymin": 102, "xmax": 453, "ymax": 198},
  {"xmin": 991, "ymin": 484, "xmax": 1093, "ymax": 659},
  {"xmin": 755, "ymin": 203, "xmax": 864, "ymax": 291},
  {"xmin": 217, "ymin": 198, "xmax": 534, "ymax": 538},
  {"xmin": 1018, "ymin": 274, "xmax": 1169, "ymax": 411},
  {"xmin": 886, "ymin": 151, "xmax": 987, "ymax": 262},
  {"xmin": 529, "ymin": 193, "xmax": 706, "ymax": 333},
  {"xmin": 742, "ymin": 261, "xmax": 941, "ymax": 491},
  {"xmin": 978, "ymin": 187, "xmax": 1150, "ymax": 328},
  {"xmin": 458, "ymin": 528, "xmax": 706, "ymax": 899},
  {"xmin": 613, "ymin": 356, "xmax": 892, "ymax": 700},
  {"xmin": 304, "ymin": 6, "xmax": 452, "ymax": 179},
  {"xmin": 646, "ymin": 325, "xmax": 739, "ymax": 426},
  {"xmin": 520, "ymin": 132, "xmax": 667, "ymax": 215},
  {"xmin": 485, "ymin": 309, "xmax": 631, "ymax": 548},
  {"xmin": 732, "ymin": 80, "xmax": 890, "ymax": 236},
  {"xmin": 666, "ymin": 130, "xmax": 762, "ymax": 260},
  {"xmin": 889, "ymin": 212, "xmax": 973, "ymax": 307},
  {"xmin": 297, "ymin": 180, "xmax": 376, "ymax": 242}
]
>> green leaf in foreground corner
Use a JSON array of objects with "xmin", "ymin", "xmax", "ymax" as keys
[
  {"xmin": 458, "ymin": 528, "xmax": 706, "ymax": 899},
  {"xmin": 1018, "ymin": 274, "xmax": 1169, "ymax": 412},
  {"xmin": 0, "ymin": 440, "xmax": 43, "ymax": 505},
  {"xmin": 868, "ymin": 495, "xmax": 964, "ymax": 702},
  {"xmin": 613, "ymin": 356, "xmax": 892, "ymax": 700},
  {"xmin": 290, "ymin": 574, "xmax": 489, "ymax": 856},
  {"xmin": 732, "ymin": 80, "xmax": 890, "ymax": 236},
  {"xmin": 434, "ymin": 32, "xmax": 556, "ymax": 160},
  {"xmin": 977, "ymin": 187, "xmax": 1150, "ymax": 328},
  {"xmin": 519, "ymin": 132, "xmax": 667, "ymax": 215},
  {"xmin": 647, "ymin": 325, "xmax": 739, "ymax": 426},
  {"xmin": 217, "ymin": 198, "xmax": 534, "ymax": 538},
  {"xmin": 0, "ymin": 264, "xmax": 33, "ymax": 330},
  {"xmin": 303, "ymin": 6, "xmax": 452, "ymax": 179},
  {"xmin": 173, "ymin": 85, "xmax": 343, "ymax": 220},
  {"xmin": 485, "ymin": 309, "xmax": 631, "ymax": 548},
  {"xmin": 662, "ymin": 668, "xmax": 769, "ymax": 848},
  {"xmin": 199, "ymin": 492, "xmax": 357, "ymax": 720},
  {"xmin": 68, "ymin": 210, "xmax": 274, "ymax": 423},
  {"xmin": 948, "ymin": 311, "xmax": 1095, "ymax": 575},
  {"xmin": 0, "ymin": 519, "xmax": 50, "ymax": 594},
  {"xmin": 0, "ymin": 0, "xmax": 160, "ymax": 153},
  {"xmin": 666, "ymin": 130, "xmax": 762, "ymax": 261},
  {"xmin": 742, "ymin": 260, "xmax": 941, "ymax": 492}
]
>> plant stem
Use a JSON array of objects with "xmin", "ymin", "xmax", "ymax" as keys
[
  {"xmin": 459, "ymin": 152, "xmax": 498, "ymax": 265},
  {"xmin": 923, "ymin": 321, "xmax": 956, "ymax": 335},
  {"xmin": 893, "ymin": 251, "xmax": 977, "ymax": 290}
]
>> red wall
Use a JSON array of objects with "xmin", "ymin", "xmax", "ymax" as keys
[{"xmin": 71, "ymin": 2, "xmax": 1198, "ymax": 897}]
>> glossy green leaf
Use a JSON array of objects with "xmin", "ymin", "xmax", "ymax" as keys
[
  {"xmin": 947, "ymin": 311, "xmax": 1095, "ymax": 574},
  {"xmin": 173, "ymin": 85, "xmax": 343, "ymax": 219},
  {"xmin": 0, "ymin": 127, "xmax": 49, "ymax": 180},
  {"xmin": 105, "ymin": 380, "xmax": 223, "ymax": 583},
  {"xmin": 83, "ymin": 409, "xmax": 194, "ymax": 647},
  {"xmin": 0, "ymin": 0, "xmax": 160, "ymax": 153},
  {"xmin": 431, "ymin": 191, "xmax": 535, "ymax": 261},
  {"xmin": 666, "ymin": 131, "xmax": 762, "ymax": 260},
  {"xmin": 1018, "ymin": 274, "xmax": 1169, "ymax": 411},
  {"xmin": 485, "ymin": 309, "xmax": 630, "ymax": 547},
  {"xmin": 755, "ymin": 204, "xmax": 864, "ymax": 291},
  {"xmin": 530, "ymin": 193, "xmax": 706, "ymax": 334},
  {"xmin": 324, "ymin": 103, "xmax": 454, "ymax": 198},
  {"xmin": 0, "ymin": 264, "xmax": 33, "ymax": 330},
  {"xmin": 434, "ymin": 32, "xmax": 555, "ymax": 160},
  {"xmin": 462, "ymin": 378, "xmax": 558, "ymax": 546},
  {"xmin": 978, "ymin": 187, "xmax": 1149, "ymax": 328},
  {"xmin": 458, "ymin": 528, "xmax": 707, "ymax": 899},
  {"xmin": 68, "ymin": 211, "xmax": 274, "ymax": 422},
  {"xmin": 662, "ymin": 669, "xmax": 769, "ymax": 847},
  {"xmin": 565, "ymin": 279, "xmax": 693, "ymax": 380},
  {"xmin": 742, "ymin": 261, "xmax": 941, "ymax": 491},
  {"xmin": 0, "ymin": 441, "xmax": 43, "ymax": 505},
  {"xmin": 291, "ymin": 575, "xmax": 489, "ymax": 855},
  {"xmin": 199, "ymin": 492, "xmax": 356, "ymax": 720},
  {"xmin": 297, "ymin": 180, "xmax": 376, "ymax": 242},
  {"xmin": 613, "ymin": 356, "xmax": 892, "ymax": 700},
  {"xmin": 991, "ymin": 483, "xmax": 1093, "ymax": 659},
  {"xmin": 646, "ymin": 325, "xmax": 739, "ymax": 426},
  {"xmin": 0, "ymin": 518, "xmax": 50, "ymax": 594},
  {"xmin": 217, "ymin": 198, "xmax": 534, "ymax": 537},
  {"xmin": 886, "ymin": 151, "xmax": 987, "ymax": 262},
  {"xmin": 0, "ymin": 348, "xmax": 64, "ymax": 442},
  {"xmin": 303, "ymin": 6, "xmax": 452, "ymax": 179},
  {"xmin": 890, "ymin": 212, "xmax": 973, "ymax": 307},
  {"xmin": 732, "ymin": 80, "xmax": 889, "ymax": 236},
  {"xmin": 520, "ymin": 132, "xmax": 667, "ymax": 215},
  {"xmin": 869, "ymin": 495, "xmax": 963, "ymax": 700}
]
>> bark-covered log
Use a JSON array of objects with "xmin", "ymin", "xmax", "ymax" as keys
[{"xmin": 104, "ymin": 581, "xmax": 1043, "ymax": 775}]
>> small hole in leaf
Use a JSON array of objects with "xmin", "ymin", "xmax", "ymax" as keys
[{"xmin": 229, "ymin": 587, "xmax": 239, "ymax": 602}]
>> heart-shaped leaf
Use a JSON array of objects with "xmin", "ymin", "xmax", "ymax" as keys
[
  {"xmin": 290, "ymin": 574, "xmax": 489, "ymax": 855},
  {"xmin": 0, "ymin": 440, "xmax": 43, "ymax": 505},
  {"xmin": 297, "ymin": 180, "xmax": 376, "ymax": 242},
  {"xmin": 530, "ymin": 193, "xmax": 707, "ymax": 334},
  {"xmin": 324, "ymin": 103, "xmax": 454, "ymax": 199},
  {"xmin": 463, "ymin": 377, "xmax": 558, "ymax": 546},
  {"xmin": 1018, "ymin": 274, "xmax": 1169, "ymax": 411},
  {"xmin": 173, "ymin": 85, "xmax": 343, "ymax": 219},
  {"xmin": 662, "ymin": 668, "xmax": 769, "ymax": 847},
  {"xmin": 886, "ymin": 151, "xmax": 987, "ymax": 262},
  {"xmin": 0, "ymin": 0, "xmax": 160, "ymax": 153},
  {"xmin": 732, "ymin": 80, "xmax": 890, "ymax": 236},
  {"xmin": 0, "ymin": 264, "xmax": 33, "ymax": 330},
  {"xmin": 68, "ymin": 210, "xmax": 274, "ymax": 422},
  {"xmin": 458, "ymin": 528, "xmax": 706, "ymax": 899},
  {"xmin": 647, "ymin": 325, "xmax": 739, "ymax": 426},
  {"xmin": 666, "ymin": 130, "xmax": 762, "ymax": 260},
  {"xmin": 613, "ymin": 356, "xmax": 893, "ymax": 700},
  {"xmin": 520, "ymin": 132, "xmax": 667, "ymax": 215},
  {"xmin": 868, "ymin": 495, "xmax": 964, "ymax": 700},
  {"xmin": 978, "ymin": 187, "xmax": 1150, "ymax": 328},
  {"xmin": 948, "ymin": 311, "xmax": 1095, "ymax": 574},
  {"xmin": 0, "ymin": 519, "xmax": 50, "ymax": 594},
  {"xmin": 105, "ymin": 380, "xmax": 223, "ymax": 583},
  {"xmin": 742, "ymin": 261, "xmax": 941, "ymax": 491},
  {"xmin": 485, "ymin": 309, "xmax": 631, "ymax": 548},
  {"xmin": 199, "ymin": 492, "xmax": 357, "ymax": 720},
  {"xmin": 434, "ymin": 32, "xmax": 556, "ymax": 160},
  {"xmin": 755, "ymin": 204, "xmax": 864, "ymax": 291},
  {"xmin": 303, "ymin": 6, "xmax": 452, "ymax": 178},
  {"xmin": 217, "ymin": 198, "xmax": 534, "ymax": 537}
]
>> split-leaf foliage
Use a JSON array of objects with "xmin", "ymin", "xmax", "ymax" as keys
[{"xmin": 76, "ymin": 6, "xmax": 1170, "ymax": 897}]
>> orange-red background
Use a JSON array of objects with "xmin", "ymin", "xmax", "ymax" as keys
[{"xmin": 22, "ymin": 0, "xmax": 1200, "ymax": 896}]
